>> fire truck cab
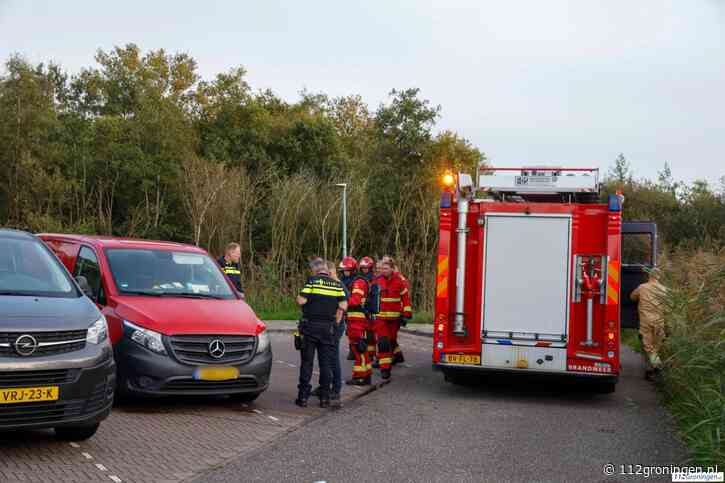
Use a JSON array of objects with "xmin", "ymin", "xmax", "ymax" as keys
[{"xmin": 432, "ymin": 166, "xmax": 654, "ymax": 393}]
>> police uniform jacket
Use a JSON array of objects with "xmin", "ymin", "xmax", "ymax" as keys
[
  {"xmin": 299, "ymin": 274, "xmax": 347, "ymax": 341},
  {"xmin": 217, "ymin": 256, "xmax": 243, "ymax": 294}
]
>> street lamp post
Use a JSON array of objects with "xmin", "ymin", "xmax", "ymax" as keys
[{"xmin": 335, "ymin": 183, "xmax": 348, "ymax": 258}]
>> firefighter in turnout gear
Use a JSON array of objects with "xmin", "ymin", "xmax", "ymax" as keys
[
  {"xmin": 218, "ymin": 242, "xmax": 244, "ymax": 297},
  {"xmin": 381, "ymin": 256, "xmax": 413, "ymax": 364},
  {"xmin": 631, "ymin": 270, "xmax": 668, "ymax": 380},
  {"xmin": 340, "ymin": 257, "xmax": 373, "ymax": 386},
  {"xmin": 358, "ymin": 256, "xmax": 377, "ymax": 367},
  {"xmin": 339, "ymin": 259, "xmax": 357, "ymax": 362},
  {"xmin": 374, "ymin": 259, "xmax": 412, "ymax": 379},
  {"xmin": 359, "ymin": 256, "xmax": 375, "ymax": 282}
]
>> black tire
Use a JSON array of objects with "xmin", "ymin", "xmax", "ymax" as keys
[
  {"xmin": 55, "ymin": 423, "xmax": 100, "ymax": 441},
  {"xmin": 229, "ymin": 392, "xmax": 262, "ymax": 403},
  {"xmin": 594, "ymin": 381, "xmax": 617, "ymax": 394},
  {"xmin": 443, "ymin": 369, "xmax": 468, "ymax": 385}
]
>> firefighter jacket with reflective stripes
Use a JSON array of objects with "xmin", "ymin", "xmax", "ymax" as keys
[
  {"xmin": 218, "ymin": 257, "xmax": 243, "ymax": 294},
  {"xmin": 375, "ymin": 273, "xmax": 412, "ymax": 321},
  {"xmin": 299, "ymin": 275, "xmax": 348, "ymax": 336},
  {"xmin": 346, "ymin": 276, "xmax": 369, "ymax": 329}
]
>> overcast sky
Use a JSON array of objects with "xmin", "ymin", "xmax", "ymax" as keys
[{"xmin": 1, "ymin": 0, "xmax": 723, "ymax": 184}]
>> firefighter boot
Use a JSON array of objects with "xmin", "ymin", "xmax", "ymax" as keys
[
  {"xmin": 393, "ymin": 352, "xmax": 405, "ymax": 364},
  {"xmin": 295, "ymin": 396, "xmax": 308, "ymax": 408},
  {"xmin": 346, "ymin": 377, "xmax": 367, "ymax": 386},
  {"xmin": 381, "ymin": 369, "xmax": 391, "ymax": 380},
  {"xmin": 330, "ymin": 393, "xmax": 342, "ymax": 408}
]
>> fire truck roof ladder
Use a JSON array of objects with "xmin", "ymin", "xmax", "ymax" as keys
[{"xmin": 477, "ymin": 166, "xmax": 600, "ymax": 196}]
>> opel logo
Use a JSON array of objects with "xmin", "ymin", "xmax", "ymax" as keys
[
  {"xmin": 208, "ymin": 339, "xmax": 226, "ymax": 359},
  {"xmin": 14, "ymin": 334, "xmax": 38, "ymax": 357}
]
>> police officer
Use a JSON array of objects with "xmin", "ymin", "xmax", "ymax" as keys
[
  {"xmin": 296, "ymin": 257, "xmax": 348, "ymax": 408},
  {"xmin": 218, "ymin": 242, "xmax": 244, "ymax": 297}
]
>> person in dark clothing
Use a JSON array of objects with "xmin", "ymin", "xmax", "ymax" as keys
[
  {"xmin": 217, "ymin": 242, "xmax": 244, "ymax": 297},
  {"xmin": 296, "ymin": 258, "xmax": 348, "ymax": 408}
]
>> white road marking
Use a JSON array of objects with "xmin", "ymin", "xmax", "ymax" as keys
[
  {"xmin": 109, "ymin": 476, "xmax": 123, "ymax": 483},
  {"xmin": 69, "ymin": 442, "xmax": 80, "ymax": 448},
  {"xmin": 81, "ymin": 452, "xmax": 93, "ymax": 460},
  {"xmin": 253, "ymin": 409, "xmax": 263, "ymax": 414},
  {"xmin": 95, "ymin": 464, "xmax": 108, "ymax": 471},
  {"xmin": 268, "ymin": 415, "xmax": 279, "ymax": 422}
]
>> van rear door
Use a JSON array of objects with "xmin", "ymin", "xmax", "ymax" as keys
[{"xmin": 620, "ymin": 222, "xmax": 658, "ymax": 329}]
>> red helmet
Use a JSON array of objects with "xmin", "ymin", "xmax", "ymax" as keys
[
  {"xmin": 359, "ymin": 257, "xmax": 374, "ymax": 270},
  {"xmin": 339, "ymin": 256, "xmax": 358, "ymax": 271}
]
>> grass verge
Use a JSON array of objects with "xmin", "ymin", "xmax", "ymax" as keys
[{"xmin": 656, "ymin": 248, "xmax": 724, "ymax": 466}]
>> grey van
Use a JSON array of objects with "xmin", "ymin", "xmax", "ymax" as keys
[{"xmin": 0, "ymin": 229, "xmax": 115, "ymax": 440}]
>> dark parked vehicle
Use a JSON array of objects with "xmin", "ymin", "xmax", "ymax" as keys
[{"xmin": 0, "ymin": 229, "xmax": 115, "ymax": 440}]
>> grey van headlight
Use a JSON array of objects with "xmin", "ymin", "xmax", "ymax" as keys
[
  {"xmin": 87, "ymin": 317, "xmax": 108, "ymax": 344},
  {"xmin": 256, "ymin": 329, "xmax": 270, "ymax": 354},
  {"xmin": 123, "ymin": 320, "xmax": 167, "ymax": 355}
]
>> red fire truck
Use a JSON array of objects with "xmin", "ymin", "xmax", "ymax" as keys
[{"xmin": 432, "ymin": 166, "xmax": 656, "ymax": 393}]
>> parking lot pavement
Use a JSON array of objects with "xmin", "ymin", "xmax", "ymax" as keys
[{"xmin": 0, "ymin": 332, "xmax": 409, "ymax": 483}]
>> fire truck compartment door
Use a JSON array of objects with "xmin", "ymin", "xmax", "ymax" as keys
[{"xmin": 482, "ymin": 214, "xmax": 571, "ymax": 340}]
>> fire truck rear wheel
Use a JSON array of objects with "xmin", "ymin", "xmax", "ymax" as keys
[
  {"xmin": 443, "ymin": 370, "xmax": 468, "ymax": 385},
  {"xmin": 594, "ymin": 381, "xmax": 617, "ymax": 394}
]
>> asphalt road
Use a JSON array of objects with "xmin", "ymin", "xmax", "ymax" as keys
[
  {"xmin": 0, "ymin": 333, "xmax": 383, "ymax": 483},
  {"xmin": 194, "ymin": 332, "xmax": 687, "ymax": 483}
]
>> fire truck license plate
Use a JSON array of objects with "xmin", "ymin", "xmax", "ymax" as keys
[
  {"xmin": 444, "ymin": 354, "xmax": 480, "ymax": 365},
  {"xmin": 0, "ymin": 386, "xmax": 59, "ymax": 404}
]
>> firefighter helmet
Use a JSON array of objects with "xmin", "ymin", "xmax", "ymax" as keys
[
  {"xmin": 359, "ymin": 256, "xmax": 374, "ymax": 270},
  {"xmin": 339, "ymin": 256, "xmax": 358, "ymax": 271}
]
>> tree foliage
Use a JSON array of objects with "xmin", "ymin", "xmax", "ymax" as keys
[{"xmin": 0, "ymin": 47, "xmax": 484, "ymax": 312}]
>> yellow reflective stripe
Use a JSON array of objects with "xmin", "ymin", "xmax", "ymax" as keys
[
  {"xmin": 403, "ymin": 306, "xmax": 412, "ymax": 312},
  {"xmin": 352, "ymin": 288, "xmax": 365, "ymax": 295},
  {"xmin": 347, "ymin": 311, "xmax": 366, "ymax": 318},
  {"xmin": 353, "ymin": 365, "xmax": 367, "ymax": 371},
  {"xmin": 301, "ymin": 287, "xmax": 346, "ymax": 297},
  {"xmin": 378, "ymin": 311, "xmax": 401, "ymax": 318},
  {"xmin": 393, "ymin": 346, "xmax": 402, "ymax": 354},
  {"xmin": 381, "ymin": 297, "xmax": 401, "ymax": 302},
  {"xmin": 378, "ymin": 357, "xmax": 393, "ymax": 364}
]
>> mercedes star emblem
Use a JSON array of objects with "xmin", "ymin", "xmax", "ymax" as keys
[
  {"xmin": 208, "ymin": 339, "xmax": 226, "ymax": 359},
  {"xmin": 14, "ymin": 334, "xmax": 38, "ymax": 357}
]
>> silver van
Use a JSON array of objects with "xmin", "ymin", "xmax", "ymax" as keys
[{"xmin": 0, "ymin": 229, "xmax": 115, "ymax": 440}]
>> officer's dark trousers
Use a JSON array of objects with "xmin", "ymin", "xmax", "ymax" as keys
[
  {"xmin": 330, "ymin": 321, "xmax": 344, "ymax": 396},
  {"xmin": 298, "ymin": 332, "xmax": 334, "ymax": 401}
]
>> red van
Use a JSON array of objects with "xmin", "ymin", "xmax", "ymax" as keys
[{"xmin": 39, "ymin": 235, "xmax": 271, "ymax": 402}]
